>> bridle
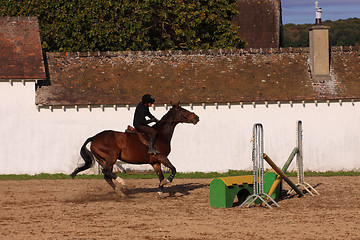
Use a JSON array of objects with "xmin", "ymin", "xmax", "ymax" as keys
[{"xmin": 169, "ymin": 106, "xmax": 192, "ymax": 123}]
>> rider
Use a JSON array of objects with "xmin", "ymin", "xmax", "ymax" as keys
[{"xmin": 133, "ymin": 94, "xmax": 160, "ymax": 155}]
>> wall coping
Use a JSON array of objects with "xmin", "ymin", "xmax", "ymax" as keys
[
  {"xmin": 46, "ymin": 46, "xmax": 360, "ymax": 59},
  {"xmin": 0, "ymin": 16, "xmax": 38, "ymax": 22},
  {"xmin": 46, "ymin": 47, "xmax": 312, "ymax": 59}
]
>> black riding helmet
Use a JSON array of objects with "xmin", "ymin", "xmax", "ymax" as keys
[{"xmin": 142, "ymin": 94, "xmax": 155, "ymax": 104}]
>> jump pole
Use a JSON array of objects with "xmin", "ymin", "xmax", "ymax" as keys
[
  {"xmin": 265, "ymin": 146, "xmax": 298, "ymax": 199},
  {"xmin": 239, "ymin": 124, "xmax": 279, "ymax": 209},
  {"xmin": 267, "ymin": 120, "xmax": 319, "ymax": 198},
  {"xmin": 264, "ymin": 154, "xmax": 304, "ymax": 197},
  {"xmin": 290, "ymin": 121, "xmax": 320, "ymax": 196}
]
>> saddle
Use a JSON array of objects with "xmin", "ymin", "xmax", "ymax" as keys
[{"xmin": 125, "ymin": 125, "xmax": 150, "ymax": 147}]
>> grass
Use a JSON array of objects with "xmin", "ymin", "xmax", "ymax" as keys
[{"xmin": 0, "ymin": 170, "xmax": 359, "ymax": 180}]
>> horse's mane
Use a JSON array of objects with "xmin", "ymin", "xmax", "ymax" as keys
[
  {"xmin": 161, "ymin": 107, "xmax": 175, "ymax": 121},
  {"xmin": 154, "ymin": 105, "xmax": 177, "ymax": 128},
  {"xmin": 159, "ymin": 106, "xmax": 174, "ymax": 122}
]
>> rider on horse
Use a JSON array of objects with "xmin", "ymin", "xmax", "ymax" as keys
[{"xmin": 133, "ymin": 94, "xmax": 160, "ymax": 155}]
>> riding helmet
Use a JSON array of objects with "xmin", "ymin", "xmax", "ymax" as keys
[{"xmin": 142, "ymin": 94, "xmax": 155, "ymax": 104}]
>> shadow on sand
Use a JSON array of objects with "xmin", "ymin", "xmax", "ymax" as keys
[
  {"xmin": 66, "ymin": 182, "xmax": 208, "ymax": 203},
  {"xmin": 235, "ymin": 182, "xmax": 323, "ymax": 208},
  {"xmin": 129, "ymin": 182, "xmax": 208, "ymax": 198}
]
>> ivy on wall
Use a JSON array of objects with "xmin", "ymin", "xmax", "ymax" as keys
[{"xmin": 0, "ymin": 0, "xmax": 245, "ymax": 52}]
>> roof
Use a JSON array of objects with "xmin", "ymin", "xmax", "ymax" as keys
[
  {"xmin": 233, "ymin": 0, "xmax": 282, "ymax": 48},
  {"xmin": 35, "ymin": 46, "xmax": 360, "ymax": 107},
  {"xmin": 330, "ymin": 46, "xmax": 360, "ymax": 99},
  {"xmin": 0, "ymin": 17, "xmax": 46, "ymax": 81}
]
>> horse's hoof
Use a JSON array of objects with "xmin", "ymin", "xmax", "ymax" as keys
[
  {"xmin": 115, "ymin": 177, "xmax": 126, "ymax": 186},
  {"xmin": 116, "ymin": 190, "xmax": 126, "ymax": 198},
  {"xmin": 160, "ymin": 179, "xmax": 170, "ymax": 186},
  {"xmin": 117, "ymin": 193, "xmax": 126, "ymax": 198},
  {"xmin": 120, "ymin": 186, "xmax": 128, "ymax": 195},
  {"xmin": 157, "ymin": 191, "xmax": 165, "ymax": 198}
]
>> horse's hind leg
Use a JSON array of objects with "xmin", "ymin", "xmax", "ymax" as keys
[
  {"xmin": 104, "ymin": 173, "xmax": 117, "ymax": 191},
  {"xmin": 102, "ymin": 164, "xmax": 127, "ymax": 194},
  {"xmin": 103, "ymin": 169, "xmax": 126, "ymax": 197}
]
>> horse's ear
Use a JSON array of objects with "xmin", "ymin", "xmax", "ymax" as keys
[
  {"xmin": 177, "ymin": 101, "xmax": 180, "ymax": 106},
  {"xmin": 170, "ymin": 100, "xmax": 173, "ymax": 106}
]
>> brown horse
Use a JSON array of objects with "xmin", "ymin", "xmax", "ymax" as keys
[{"xmin": 70, "ymin": 102, "xmax": 199, "ymax": 196}]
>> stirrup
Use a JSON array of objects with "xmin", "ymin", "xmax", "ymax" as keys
[{"xmin": 148, "ymin": 147, "xmax": 160, "ymax": 155}]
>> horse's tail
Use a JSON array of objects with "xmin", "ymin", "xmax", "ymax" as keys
[{"xmin": 70, "ymin": 137, "xmax": 95, "ymax": 179}]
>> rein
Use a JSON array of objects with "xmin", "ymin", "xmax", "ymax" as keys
[{"xmin": 167, "ymin": 107, "xmax": 189, "ymax": 123}]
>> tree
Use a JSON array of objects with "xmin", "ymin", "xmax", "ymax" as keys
[
  {"xmin": 0, "ymin": 0, "xmax": 245, "ymax": 52},
  {"xmin": 283, "ymin": 18, "xmax": 360, "ymax": 47}
]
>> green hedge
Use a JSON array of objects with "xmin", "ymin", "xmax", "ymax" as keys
[{"xmin": 0, "ymin": 0, "xmax": 245, "ymax": 52}]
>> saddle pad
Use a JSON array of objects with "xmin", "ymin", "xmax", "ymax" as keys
[{"xmin": 125, "ymin": 125, "xmax": 149, "ymax": 146}]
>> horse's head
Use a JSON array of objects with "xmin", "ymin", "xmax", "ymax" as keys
[{"xmin": 167, "ymin": 101, "xmax": 199, "ymax": 125}]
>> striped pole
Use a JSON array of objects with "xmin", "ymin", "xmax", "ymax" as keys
[
  {"xmin": 292, "ymin": 121, "xmax": 320, "ymax": 195},
  {"xmin": 239, "ymin": 124, "xmax": 279, "ymax": 209}
]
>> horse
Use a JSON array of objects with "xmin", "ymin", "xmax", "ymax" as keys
[{"xmin": 70, "ymin": 102, "xmax": 199, "ymax": 196}]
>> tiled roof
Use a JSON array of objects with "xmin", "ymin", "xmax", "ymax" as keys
[
  {"xmin": 330, "ymin": 47, "xmax": 360, "ymax": 98},
  {"xmin": 35, "ymin": 47, "xmax": 360, "ymax": 107},
  {"xmin": 0, "ymin": 17, "xmax": 46, "ymax": 81},
  {"xmin": 233, "ymin": 0, "xmax": 281, "ymax": 48}
]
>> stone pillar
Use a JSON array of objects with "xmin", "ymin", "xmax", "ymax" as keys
[{"xmin": 309, "ymin": 25, "xmax": 330, "ymax": 76}]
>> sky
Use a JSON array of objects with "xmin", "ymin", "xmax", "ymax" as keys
[{"xmin": 282, "ymin": 0, "xmax": 360, "ymax": 24}]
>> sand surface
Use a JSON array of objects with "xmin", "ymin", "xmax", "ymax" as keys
[{"xmin": 0, "ymin": 176, "xmax": 359, "ymax": 239}]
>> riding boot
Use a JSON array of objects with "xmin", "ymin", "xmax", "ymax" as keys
[{"xmin": 148, "ymin": 136, "xmax": 160, "ymax": 155}]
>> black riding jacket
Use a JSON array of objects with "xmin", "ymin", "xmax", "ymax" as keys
[{"xmin": 133, "ymin": 102, "xmax": 156, "ymax": 129}]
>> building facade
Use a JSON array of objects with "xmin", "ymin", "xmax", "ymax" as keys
[{"xmin": 1, "ymin": 17, "xmax": 360, "ymax": 175}]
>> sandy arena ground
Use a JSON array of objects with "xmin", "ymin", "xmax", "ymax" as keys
[{"xmin": 0, "ymin": 176, "xmax": 359, "ymax": 240}]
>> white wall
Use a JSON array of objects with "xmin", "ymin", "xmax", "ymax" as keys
[{"xmin": 1, "ymin": 82, "xmax": 359, "ymax": 174}]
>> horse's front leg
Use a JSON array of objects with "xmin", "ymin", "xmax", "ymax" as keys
[
  {"xmin": 157, "ymin": 155, "xmax": 177, "ymax": 185},
  {"xmin": 152, "ymin": 163, "xmax": 165, "ymax": 197}
]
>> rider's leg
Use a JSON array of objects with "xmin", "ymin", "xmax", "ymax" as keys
[{"xmin": 137, "ymin": 125, "xmax": 160, "ymax": 155}]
